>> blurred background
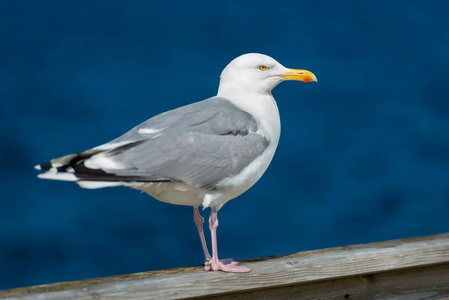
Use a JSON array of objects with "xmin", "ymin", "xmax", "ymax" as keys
[{"xmin": 1, "ymin": 0, "xmax": 448, "ymax": 290}]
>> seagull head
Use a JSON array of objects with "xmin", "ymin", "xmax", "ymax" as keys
[{"xmin": 217, "ymin": 53, "xmax": 317, "ymax": 97}]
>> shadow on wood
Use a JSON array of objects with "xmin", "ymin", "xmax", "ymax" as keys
[{"xmin": 1, "ymin": 233, "xmax": 449, "ymax": 299}]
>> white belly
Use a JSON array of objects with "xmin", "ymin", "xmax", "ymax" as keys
[{"xmin": 129, "ymin": 181, "xmax": 206, "ymax": 206}]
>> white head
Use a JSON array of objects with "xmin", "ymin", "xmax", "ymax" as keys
[{"xmin": 217, "ymin": 53, "xmax": 316, "ymax": 97}]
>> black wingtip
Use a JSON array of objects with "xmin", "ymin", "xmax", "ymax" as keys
[{"xmin": 35, "ymin": 163, "xmax": 52, "ymax": 171}]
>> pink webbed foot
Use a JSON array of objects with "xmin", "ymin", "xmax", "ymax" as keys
[
  {"xmin": 204, "ymin": 257, "xmax": 237, "ymax": 270},
  {"xmin": 204, "ymin": 259, "xmax": 251, "ymax": 273}
]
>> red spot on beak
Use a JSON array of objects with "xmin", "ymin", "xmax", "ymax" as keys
[{"xmin": 303, "ymin": 77, "xmax": 313, "ymax": 82}]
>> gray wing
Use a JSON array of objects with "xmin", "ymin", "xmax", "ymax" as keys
[{"xmin": 43, "ymin": 97, "xmax": 270, "ymax": 190}]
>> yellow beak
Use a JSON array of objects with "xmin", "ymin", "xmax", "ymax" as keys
[{"xmin": 278, "ymin": 69, "xmax": 317, "ymax": 82}]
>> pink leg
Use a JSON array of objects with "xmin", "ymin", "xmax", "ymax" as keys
[
  {"xmin": 193, "ymin": 207, "xmax": 235, "ymax": 265},
  {"xmin": 193, "ymin": 206, "xmax": 211, "ymax": 263},
  {"xmin": 206, "ymin": 208, "xmax": 251, "ymax": 273}
]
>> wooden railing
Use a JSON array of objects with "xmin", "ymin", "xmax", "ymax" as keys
[{"xmin": 1, "ymin": 233, "xmax": 449, "ymax": 299}]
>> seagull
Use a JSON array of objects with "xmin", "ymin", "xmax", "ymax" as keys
[{"xmin": 35, "ymin": 53, "xmax": 317, "ymax": 273}]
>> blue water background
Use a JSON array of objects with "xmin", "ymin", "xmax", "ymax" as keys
[{"xmin": 1, "ymin": 0, "xmax": 448, "ymax": 289}]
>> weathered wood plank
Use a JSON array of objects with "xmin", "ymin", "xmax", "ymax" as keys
[
  {"xmin": 1, "ymin": 233, "xmax": 449, "ymax": 300},
  {"xmin": 204, "ymin": 263, "xmax": 449, "ymax": 300}
]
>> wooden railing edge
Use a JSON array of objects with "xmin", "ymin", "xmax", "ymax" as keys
[{"xmin": 1, "ymin": 233, "xmax": 449, "ymax": 299}]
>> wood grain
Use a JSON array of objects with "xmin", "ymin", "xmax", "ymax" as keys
[{"xmin": 1, "ymin": 233, "xmax": 449, "ymax": 299}]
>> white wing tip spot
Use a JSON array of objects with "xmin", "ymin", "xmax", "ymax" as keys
[{"xmin": 138, "ymin": 127, "xmax": 164, "ymax": 135}]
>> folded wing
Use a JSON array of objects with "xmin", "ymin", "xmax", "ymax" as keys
[{"xmin": 36, "ymin": 97, "xmax": 270, "ymax": 190}]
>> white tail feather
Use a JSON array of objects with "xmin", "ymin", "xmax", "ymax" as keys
[
  {"xmin": 77, "ymin": 181, "xmax": 123, "ymax": 189},
  {"xmin": 37, "ymin": 169, "xmax": 78, "ymax": 181}
]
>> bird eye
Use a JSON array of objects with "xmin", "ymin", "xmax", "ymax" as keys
[{"xmin": 258, "ymin": 65, "xmax": 268, "ymax": 71}]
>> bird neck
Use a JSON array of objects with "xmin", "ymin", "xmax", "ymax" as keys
[{"xmin": 217, "ymin": 78, "xmax": 279, "ymax": 96}]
